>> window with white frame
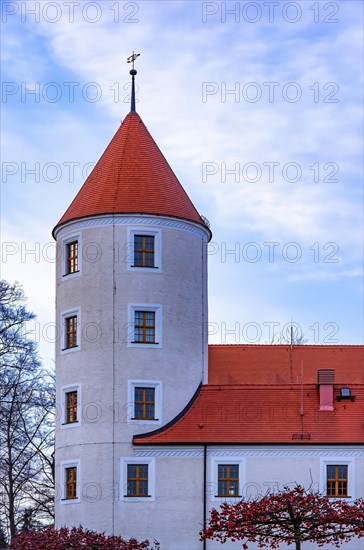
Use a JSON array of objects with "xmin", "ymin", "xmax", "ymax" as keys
[
  {"xmin": 61, "ymin": 460, "xmax": 80, "ymax": 503},
  {"xmin": 320, "ymin": 457, "xmax": 355, "ymax": 499},
  {"xmin": 120, "ymin": 457, "xmax": 155, "ymax": 501},
  {"xmin": 127, "ymin": 227, "xmax": 162, "ymax": 272},
  {"xmin": 62, "ymin": 234, "xmax": 81, "ymax": 277},
  {"xmin": 210, "ymin": 456, "xmax": 245, "ymax": 501},
  {"xmin": 61, "ymin": 308, "xmax": 81, "ymax": 353},
  {"xmin": 61, "ymin": 384, "xmax": 81, "ymax": 427},
  {"xmin": 127, "ymin": 304, "xmax": 162, "ymax": 348},
  {"xmin": 127, "ymin": 380, "xmax": 162, "ymax": 424}
]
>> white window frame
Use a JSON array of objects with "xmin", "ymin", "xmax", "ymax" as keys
[
  {"xmin": 61, "ymin": 307, "xmax": 81, "ymax": 354},
  {"xmin": 210, "ymin": 456, "xmax": 246, "ymax": 503},
  {"xmin": 127, "ymin": 380, "xmax": 162, "ymax": 425},
  {"xmin": 320, "ymin": 456, "xmax": 355, "ymax": 500},
  {"xmin": 60, "ymin": 459, "xmax": 81, "ymax": 504},
  {"xmin": 120, "ymin": 457, "xmax": 155, "ymax": 502},
  {"xmin": 61, "ymin": 383, "xmax": 81, "ymax": 428},
  {"xmin": 62, "ymin": 233, "xmax": 82, "ymax": 278},
  {"xmin": 127, "ymin": 303, "xmax": 162, "ymax": 349},
  {"xmin": 126, "ymin": 227, "xmax": 162, "ymax": 272}
]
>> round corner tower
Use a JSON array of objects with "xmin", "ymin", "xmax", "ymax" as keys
[{"xmin": 53, "ymin": 85, "xmax": 211, "ymax": 534}]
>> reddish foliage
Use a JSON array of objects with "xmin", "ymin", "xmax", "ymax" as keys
[
  {"xmin": 10, "ymin": 526, "xmax": 160, "ymax": 550},
  {"xmin": 201, "ymin": 485, "xmax": 364, "ymax": 549}
]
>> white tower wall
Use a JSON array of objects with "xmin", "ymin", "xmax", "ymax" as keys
[{"xmin": 54, "ymin": 214, "xmax": 209, "ymax": 533}]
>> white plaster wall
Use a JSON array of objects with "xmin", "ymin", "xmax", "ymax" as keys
[
  {"xmin": 119, "ymin": 446, "xmax": 363, "ymax": 550},
  {"xmin": 54, "ymin": 215, "xmax": 210, "ymax": 532}
]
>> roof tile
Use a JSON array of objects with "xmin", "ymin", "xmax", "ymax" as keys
[
  {"xmin": 134, "ymin": 345, "xmax": 364, "ymax": 445},
  {"xmin": 54, "ymin": 112, "xmax": 207, "ymax": 233}
]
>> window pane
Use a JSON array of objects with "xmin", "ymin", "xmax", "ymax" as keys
[
  {"xmin": 65, "ymin": 466, "xmax": 77, "ymax": 499},
  {"xmin": 66, "ymin": 241, "xmax": 79, "ymax": 274},
  {"xmin": 65, "ymin": 316, "xmax": 77, "ymax": 348},
  {"xmin": 134, "ymin": 311, "xmax": 155, "ymax": 344},
  {"xmin": 134, "ymin": 235, "xmax": 155, "ymax": 267},
  {"xmin": 326, "ymin": 465, "xmax": 348, "ymax": 497},
  {"xmin": 65, "ymin": 390, "xmax": 77, "ymax": 423},
  {"xmin": 218, "ymin": 464, "xmax": 239, "ymax": 496},
  {"xmin": 127, "ymin": 464, "xmax": 148, "ymax": 497},
  {"xmin": 134, "ymin": 388, "xmax": 155, "ymax": 420}
]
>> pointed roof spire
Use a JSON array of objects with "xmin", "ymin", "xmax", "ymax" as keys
[
  {"xmin": 126, "ymin": 52, "xmax": 140, "ymax": 113},
  {"xmin": 52, "ymin": 58, "xmax": 211, "ymax": 239}
]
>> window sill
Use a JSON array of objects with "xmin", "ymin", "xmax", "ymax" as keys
[
  {"xmin": 131, "ymin": 265, "xmax": 158, "ymax": 269},
  {"xmin": 63, "ymin": 271, "xmax": 80, "ymax": 277},
  {"xmin": 124, "ymin": 495, "xmax": 151, "ymax": 498},
  {"xmin": 132, "ymin": 418, "xmax": 159, "ymax": 421},
  {"xmin": 131, "ymin": 342, "xmax": 159, "ymax": 345},
  {"xmin": 61, "ymin": 422, "xmax": 79, "ymax": 426},
  {"xmin": 215, "ymin": 495, "xmax": 242, "ymax": 498},
  {"xmin": 61, "ymin": 346, "xmax": 79, "ymax": 351}
]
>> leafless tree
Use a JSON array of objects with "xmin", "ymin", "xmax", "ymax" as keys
[{"xmin": 0, "ymin": 280, "xmax": 55, "ymax": 542}]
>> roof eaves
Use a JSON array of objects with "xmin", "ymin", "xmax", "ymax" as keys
[{"xmin": 133, "ymin": 383, "xmax": 203, "ymax": 444}]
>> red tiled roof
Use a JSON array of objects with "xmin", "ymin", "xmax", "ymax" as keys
[
  {"xmin": 134, "ymin": 345, "xmax": 364, "ymax": 445},
  {"xmin": 53, "ymin": 112, "xmax": 208, "ymax": 234},
  {"xmin": 133, "ymin": 384, "xmax": 364, "ymax": 445},
  {"xmin": 209, "ymin": 345, "xmax": 364, "ymax": 385}
]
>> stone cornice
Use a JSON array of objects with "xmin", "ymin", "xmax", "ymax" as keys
[
  {"xmin": 134, "ymin": 446, "xmax": 364, "ymax": 458},
  {"xmin": 54, "ymin": 214, "xmax": 210, "ymax": 241}
]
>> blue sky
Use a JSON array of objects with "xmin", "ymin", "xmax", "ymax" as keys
[{"xmin": 1, "ymin": 0, "xmax": 363, "ymax": 366}]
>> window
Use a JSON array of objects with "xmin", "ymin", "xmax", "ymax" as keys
[
  {"xmin": 65, "ymin": 315, "xmax": 77, "ymax": 348},
  {"xmin": 66, "ymin": 241, "xmax": 79, "ymax": 274},
  {"xmin": 127, "ymin": 227, "xmax": 161, "ymax": 272},
  {"xmin": 321, "ymin": 457, "xmax": 354, "ymax": 500},
  {"xmin": 62, "ymin": 234, "xmax": 81, "ymax": 277},
  {"xmin": 134, "ymin": 311, "xmax": 155, "ymax": 343},
  {"xmin": 128, "ymin": 304, "xmax": 162, "ymax": 348},
  {"xmin": 65, "ymin": 466, "xmax": 77, "ymax": 499},
  {"xmin": 127, "ymin": 464, "xmax": 149, "ymax": 497},
  {"xmin": 121, "ymin": 457, "xmax": 155, "ymax": 501},
  {"xmin": 65, "ymin": 390, "xmax": 78, "ymax": 423},
  {"xmin": 61, "ymin": 309, "xmax": 81, "ymax": 353},
  {"xmin": 134, "ymin": 387, "xmax": 155, "ymax": 420},
  {"xmin": 61, "ymin": 385, "xmax": 81, "ymax": 428},
  {"xmin": 218, "ymin": 464, "xmax": 239, "ymax": 497},
  {"xmin": 327, "ymin": 465, "xmax": 348, "ymax": 497},
  {"xmin": 60, "ymin": 460, "xmax": 80, "ymax": 503},
  {"xmin": 211, "ymin": 456, "xmax": 245, "ymax": 501},
  {"xmin": 134, "ymin": 235, "xmax": 155, "ymax": 267},
  {"xmin": 127, "ymin": 380, "xmax": 162, "ymax": 424}
]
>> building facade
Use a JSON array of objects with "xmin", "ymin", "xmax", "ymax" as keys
[{"xmin": 53, "ymin": 81, "xmax": 364, "ymax": 549}]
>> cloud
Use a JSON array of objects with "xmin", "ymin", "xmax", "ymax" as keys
[{"xmin": 2, "ymin": 0, "xmax": 363, "ymax": 353}]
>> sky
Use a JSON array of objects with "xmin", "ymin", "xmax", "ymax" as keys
[{"xmin": 1, "ymin": 0, "xmax": 363, "ymax": 367}]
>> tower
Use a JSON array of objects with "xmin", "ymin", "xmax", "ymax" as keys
[{"xmin": 53, "ymin": 65, "xmax": 211, "ymax": 535}]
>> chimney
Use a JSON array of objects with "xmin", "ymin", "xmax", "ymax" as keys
[{"xmin": 317, "ymin": 369, "xmax": 335, "ymax": 411}]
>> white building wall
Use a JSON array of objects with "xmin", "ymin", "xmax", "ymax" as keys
[
  {"xmin": 54, "ymin": 215, "xmax": 210, "ymax": 532},
  {"xmin": 125, "ymin": 445, "xmax": 363, "ymax": 550}
]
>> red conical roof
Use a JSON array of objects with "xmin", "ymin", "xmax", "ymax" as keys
[{"xmin": 53, "ymin": 112, "xmax": 208, "ymax": 235}]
